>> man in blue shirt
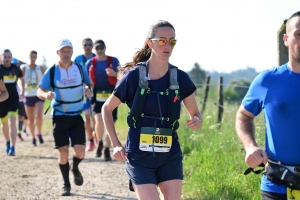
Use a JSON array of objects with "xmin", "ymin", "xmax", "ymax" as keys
[
  {"xmin": 236, "ymin": 11, "xmax": 300, "ymax": 199},
  {"xmin": 74, "ymin": 38, "xmax": 96, "ymax": 152},
  {"xmin": 37, "ymin": 39, "xmax": 93, "ymax": 196}
]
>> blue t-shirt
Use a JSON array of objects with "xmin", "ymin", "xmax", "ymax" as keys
[
  {"xmin": 74, "ymin": 54, "xmax": 96, "ymax": 103},
  {"xmin": 242, "ymin": 63, "xmax": 300, "ymax": 194},
  {"xmin": 85, "ymin": 56, "xmax": 119, "ymax": 92},
  {"xmin": 39, "ymin": 62, "xmax": 91, "ymax": 116},
  {"xmin": 11, "ymin": 58, "xmax": 19, "ymax": 64},
  {"xmin": 113, "ymin": 65, "xmax": 196, "ymax": 153},
  {"xmin": 74, "ymin": 54, "xmax": 96, "ymax": 67}
]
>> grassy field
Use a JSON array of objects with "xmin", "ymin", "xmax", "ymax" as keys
[
  {"xmin": 43, "ymin": 94, "xmax": 266, "ymax": 200},
  {"xmin": 178, "ymin": 93, "xmax": 265, "ymax": 199}
]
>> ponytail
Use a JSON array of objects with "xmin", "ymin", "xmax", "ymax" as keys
[
  {"xmin": 118, "ymin": 20, "xmax": 175, "ymax": 79},
  {"xmin": 118, "ymin": 41, "xmax": 151, "ymax": 79}
]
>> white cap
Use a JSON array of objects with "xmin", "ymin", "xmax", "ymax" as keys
[{"xmin": 57, "ymin": 39, "xmax": 73, "ymax": 50}]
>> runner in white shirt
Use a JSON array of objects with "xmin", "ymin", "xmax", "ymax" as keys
[{"xmin": 21, "ymin": 51, "xmax": 46, "ymax": 146}]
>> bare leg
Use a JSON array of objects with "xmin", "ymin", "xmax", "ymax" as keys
[
  {"xmin": 35, "ymin": 102, "xmax": 44, "ymax": 134},
  {"xmin": 132, "ymin": 183, "xmax": 160, "ymax": 200},
  {"xmin": 94, "ymin": 113, "xmax": 104, "ymax": 142},
  {"xmin": 1, "ymin": 120, "xmax": 9, "ymax": 141},
  {"xmin": 9, "ymin": 116, "xmax": 17, "ymax": 146},
  {"xmin": 25, "ymin": 105, "xmax": 36, "ymax": 138},
  {"xmin": 158, "ymin": 180, "xmax": 182, "ymax": 200}
]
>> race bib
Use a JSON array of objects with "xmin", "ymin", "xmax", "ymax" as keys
[
  {"xmin": 96, "ymin": 90, "xmax": 111, "ymax": 102},
  {"xmin": 3, "ymin": 75, "xmax": 16, "ymax": 83},
  {"xmin": 27, "ymin": 83, "xmax": 38, "ymax": 90},
  {"xmin": 139, "ymin": 127, "xmax": 172, "ymax": 152},
  {"xmin": 287, "ymin": 187, "xmax": 300, "ymax": 199}
]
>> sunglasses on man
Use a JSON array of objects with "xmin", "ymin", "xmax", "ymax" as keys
[
  {"xmin": 150, "ymin": 38, "xmax": 177, "ymax": 46},
  {"xmin": 83, "ymin": 43, "xmax": 93, "ymax": 47},
  {"xmin": 96, "ymin": 46, "xmax": 105, "ymax": 50}
]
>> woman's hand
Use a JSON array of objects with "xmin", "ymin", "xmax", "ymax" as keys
[
  {"xmin": 113, "ymin": 145, "xmax": 128, "ymax": 162},
  {"xmin": 186, "ymin": 116, "xmax": 202, "ymax": 131}
]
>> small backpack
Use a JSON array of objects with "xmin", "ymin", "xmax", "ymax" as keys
[{"xmin": 90, "ymin": 56, "xmax": 117, "ymax": 86}]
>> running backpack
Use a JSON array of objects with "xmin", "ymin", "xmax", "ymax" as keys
[
  {"xmin": 127, "ymin": 62, "xmax": 181, "ymax": 130},
  {"xmin": 90, "ymin": 56, "xmax": 117, "ymax": 86},
  {"xmin": 44, "ymin": 62, "xmax": 84, "ymax": 115}
]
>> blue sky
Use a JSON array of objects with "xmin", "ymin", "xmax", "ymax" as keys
[{"xmin": 0, "ymin": 0, "xmax": 298, "ymax": 72}]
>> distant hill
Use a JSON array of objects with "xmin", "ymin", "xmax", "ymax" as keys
[{"xmin": 206, "ymin": 67, "xmax": 260, "ymax": 86}]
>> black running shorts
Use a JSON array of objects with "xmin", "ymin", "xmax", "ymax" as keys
[
  {"xmin": 93, "ymin": 101, "xmax": 118, "ymax": 122},
  {"xmin": 52, "ymin": 115, "xmax": 86, "ymax": 149}
]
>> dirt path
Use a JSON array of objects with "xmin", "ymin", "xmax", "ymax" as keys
[{"xmin": 0, "ymin": 118, "xmax": 137, "ymax": 200}]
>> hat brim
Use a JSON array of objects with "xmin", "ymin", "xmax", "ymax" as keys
[
  {"xmin": 57, "ymin": 45, "xmax": 73, "ymax": 50},
  {"xmin": 93, "ymin": 43, "xmax": 105, "ymax": 48}
]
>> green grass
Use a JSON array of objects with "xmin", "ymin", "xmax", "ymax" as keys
[
  {"xmin": 178, "ymin": 96, "xmax": 265, "ymax": 199},
  {"xmin": 43, "ymin": 91, "xmax": 265, "ymax": 199},
  {"xmin": 112, "ymin": 93, "xmax": 265, "ymax": 199}
]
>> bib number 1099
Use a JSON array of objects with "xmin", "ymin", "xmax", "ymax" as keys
[
  {"xmin": 139, "ymin": 127, "xmax": 172, "ymax": 152},
  {"xmin": 152, "ymin": 135, "xmax": 168, "ymax": 144}
]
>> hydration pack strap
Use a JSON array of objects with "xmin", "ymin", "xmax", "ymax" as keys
[
  {"xmin": 128, "ymin": 62, "xmax": 180, "ymax": 129},
  {"xmin": 244, "ymin": 163, "xmax": 265, "ymax": 175},
  {"xmin": 244, "ymin": 160, "xmax": 300, "ymax": 190},
  {"xmin": 45, "ymin": 62, "xmax": 85, "ymax": 115}
]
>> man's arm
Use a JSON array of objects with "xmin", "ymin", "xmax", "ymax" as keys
[
  {"xmin": 37, "ymin": 87, "xmax": 54, "ymax": 101},
  {"xmin": 17, "ymin": 77, "xmax": 25, "ymax": 97},
  {"xmin": 236, "ymin": 105, "xmax": 268, "ymax": 168},
  {"xmin": 0, "ymin": 80, "xmax": 8, "ymax": 102}
]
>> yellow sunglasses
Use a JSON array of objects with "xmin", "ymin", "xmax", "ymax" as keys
[{"xmin": 150, "ymin": 38, "xmax": 177, "ymax": 46}]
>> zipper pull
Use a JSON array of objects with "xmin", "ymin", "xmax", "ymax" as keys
[{"xmin": 173, "ymin": 90, "xmax": 178, "ymax": 102}]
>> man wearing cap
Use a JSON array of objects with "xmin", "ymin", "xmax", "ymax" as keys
[
  {"xmin": 74, "ymin": 38, "xmax": 96, "ymax": 152},
  {"xmin": 85, "ymin": 39, "xmax": 119, "ymax": 161},
  {"xmin": 37, "ymin": 39, "xmax": 93, "ymax": 196},
  {"xmin": 0, "ymin": 49, "xmax": 24, "ymax": 156}
]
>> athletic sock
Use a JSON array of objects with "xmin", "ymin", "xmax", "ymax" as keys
[
  {"xmin": 89, "ymin": 138, "xmax": 94, "ymax": 142},
  {"xmin": 59, "ymin": 162, "xmax": 70, "ymax": 186},
  {"xmin": 98, "ymin": 140, "xmax": 103, "ymax": 147},
  {"xmin": 72, "ymin": 156, "xmax": 83, "ymax": 170},
  {"xmin": 18, "ymin": 121, "xmax": 23, "ymax": 134}
]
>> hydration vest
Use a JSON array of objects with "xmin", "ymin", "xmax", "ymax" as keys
[
  {"xmin": 127, "ymin": 62, "xmax": 181, "ymax": 130},
  {"xmin": 44, "ymin": 62, "xmax": 84, "ymax": 115},
  {"xmin": 90, "ymin": 56, "xmax": 117, "ymax": 86}
]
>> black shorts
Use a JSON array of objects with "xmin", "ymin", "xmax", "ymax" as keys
[
  {"xmin": 0, "ymin": 94, "xmax": 19, "ymax": 118},
  {"xmin": 261, "ymin": 190, "xmax": 286, "ymax": 200},
  {"xmin": 18, "ymin": 102, "xmax": 27, "ymax": 119},
  {"xmin": 93, "ymin": 101, "xmax": 118, "ymax": 122},
  {"xmin": 126, "ymin": 151, "xmax": 183, "ymax": 185},
  {"xmin": 52, "ymin": 115, "xmax": 86, "ymax": 149}
]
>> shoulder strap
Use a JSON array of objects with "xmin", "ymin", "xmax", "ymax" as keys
[
  {"xmin": 50, "ymin": 64, "xmax": 56, "ymax": 90},
  {"xmin": 74, "ymin": 62, "xmax": 84, "ymax": 83},
  {"xmin": 106, "ymin": 56, "xmax": 113, "ymax": 68},
  {"xmin": 91, "ymin": 57, "xmax": 97, "ymax": 68},
  {"xmin": 169, "ymin": 65, "xmax": 179, "ymax": 90},
  {"xmin": 82, "ymin": 55, "xmax": 87, "ymax": 65},
  {"xmin": 137, "ymin": 62, "xmax": 149, "ymax": 90}
]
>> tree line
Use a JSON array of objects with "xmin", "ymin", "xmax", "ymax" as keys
[{"xmin": 188, "ymin": 62, "xmax": 265, "ymax": 103}]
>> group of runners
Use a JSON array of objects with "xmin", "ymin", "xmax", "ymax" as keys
[
  {"xmin": 2, "ymin": 12, "xmax": 298, "ymax": 199},
  {"xmin": 0, "ymin": 20, "xmax": 202, "ymax": 199}
]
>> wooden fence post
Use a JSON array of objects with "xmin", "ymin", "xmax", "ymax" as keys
[
  {"xmin": 201, "ymin": 76, "xmax": 210, "ymax": 113},
  {"xmin": 278, "ymin": 20, "xmax": 288, "ymax": 66},
  {"xmin": 217, "ymin": 76, "xmax": 223, "ymax": 129}
]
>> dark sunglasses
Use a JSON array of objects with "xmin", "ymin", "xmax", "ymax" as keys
[
  {"xmin": 96, "ymin": 46, "xmax": 105, "ymax": 50},
  {"xmin": 83, "ymin": 43, "xmax": 93, "ymax": 47},
  {"xmin": 150, "ymin": 38, "xmax": 177, "ymax": 46}
]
